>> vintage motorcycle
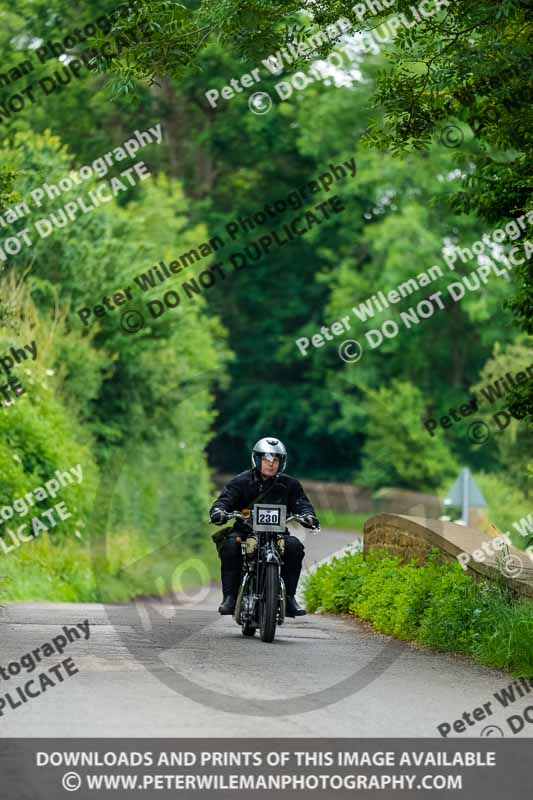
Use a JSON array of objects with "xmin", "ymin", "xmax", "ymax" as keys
[{"xmin": 222, "ymin": 503, "xmax": 320, "ymax": 643}]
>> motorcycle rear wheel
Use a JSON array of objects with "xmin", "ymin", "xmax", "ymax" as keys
[
  {"xmin": 259, "ymin": 563, "xmax": 279, "ymax": 643},
  {"xmin": 242, "ymin": 623, "xmax": 256, "ymax": 637}
]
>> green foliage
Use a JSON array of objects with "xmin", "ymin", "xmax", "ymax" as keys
[
  {"xmin": 1, "ymin": 1, "xmax": 526, "ymax": 487},
  {"xmin": 320, "ymin": 140, "xmax": 519, "ymax": 479},
  {"xmin": 94, "ymin": 0, "xmax": 310, "ymax": 86},
  {"xmin": 355, "ymin": 380, "xmax": 459, "ymax": 491},
  {"xmin": 0, "ymin": 124, "xmax": 231, "ymax": 598},
  {"xmin": 358, "ymin": 0, "xmax": 533, "ymax": 420},
  {"xmin": 305, "ymin": 548, "xmax": 533, "ymax": 674},
  {"xmin": 0, "ymin": 0, "xmax": 529, "ymax": 610},
  {"xmin": 471, "ymin": 340, "xmax": 533, "ymax": 488},
  {"xmin": 362, "ymin": 1, "xmax": 532, "ymax": 216},
  {"xmin": 0, "ymin": 281, "xmax": 99, "ymax": 541},
  {"xmin": 303, "ymin": 548, "xmax": 364, "ymax": 616},
  {"xmin": 0, "ymin": 525, "xmax": 219, "ymax": 604}
]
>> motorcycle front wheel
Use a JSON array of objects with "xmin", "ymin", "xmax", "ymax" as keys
[{"xmin": 259, "ymin": 563, "xmax": 279, "ymax": 643}]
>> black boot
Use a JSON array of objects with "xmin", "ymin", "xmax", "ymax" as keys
[
  {"xmin": 286, "ymin": 595, "xmax": 306, "ymax": 617},
  {"xmin": 218, "ymin": 594, "xmax": 236, "ymax": 615}
]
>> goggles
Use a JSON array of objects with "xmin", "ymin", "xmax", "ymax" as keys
[{"xmin": 261, "ymin": 453, "xmax": 281, "ymax": 464}]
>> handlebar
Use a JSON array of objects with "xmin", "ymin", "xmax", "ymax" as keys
[
  {"xmin": 287, "ymin": 514, "xmax": 321, "ymax": 532},
  {"xmin": 209, "ymin": 511, "xmax": 320, "ymax": 532}
]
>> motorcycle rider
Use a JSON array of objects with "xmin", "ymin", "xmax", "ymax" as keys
[{"xmin": 210, "ymin": 437, "xmax": 319, "ymax": 617}]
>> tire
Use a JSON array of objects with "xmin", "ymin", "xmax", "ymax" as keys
[
  {"xmin": 242, "ymin": 624, "xmax": 256, "ymax": 637},
  {"xmin": 259, "ymin": 563, "xmax": 279, "ymax": 643}
]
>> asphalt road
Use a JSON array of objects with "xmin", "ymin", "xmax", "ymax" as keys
[{"xmin": 1, "ymin": 527, "xmax": 531, "ymax": 738}]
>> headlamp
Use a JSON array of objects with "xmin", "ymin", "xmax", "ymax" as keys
[{"xmin": 245, "ymin": 535, "xmax": 258, "ymax": 556}]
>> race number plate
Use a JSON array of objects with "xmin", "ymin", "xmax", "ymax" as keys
[{"xmin": 252, "ymin": 503, "xmax": 286, "ymax": 533}]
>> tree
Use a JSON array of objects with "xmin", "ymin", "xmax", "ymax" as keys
[
  {"xmin": 361, "ymin": 0, "xmax": 532, "ymax": 424},
  {"xmin": 105, "ymin": 0, "xmax": 532, "ymax": 426},
  {"xmin": 355, "ymin": 380, "xmax": 459, "ymax": 491},
  {"xmin": 0, "ymin": 127, "xmax": 232, "ymax": 546},
  {"xmin": 471, "ymin": 341, "xmax": 532, "ymax": 494}
]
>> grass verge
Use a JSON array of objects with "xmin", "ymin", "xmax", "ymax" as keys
[
  {"xmin": 316, "ymin": 509, "xmax": 371, "ymax": 532},
  {"xmin": 0, "ymin": 528, "xmax": 219, "ymax": 605},
  {"xmin": 304, "ymin": 548, "xmax": 533, "ymax": 676}
]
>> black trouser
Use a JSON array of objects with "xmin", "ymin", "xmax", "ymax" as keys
[{"xmin": 217, "ymin": 532, "xmax": 305, "ymax": 597}]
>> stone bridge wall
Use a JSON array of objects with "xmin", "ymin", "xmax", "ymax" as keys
[
  {"xmin": 363, "ymin": 514, "xmax": 533, "ymax": 598},
  {"xmin": 215, "ymin": 475, "xmax": 441, "ymax": 516}
]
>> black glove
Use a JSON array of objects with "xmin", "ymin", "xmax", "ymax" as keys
[
  {"xmin": 303, "ymin": 514, "xmax": 319, "ymax": 529},
  {"xmin": 210, "ymin": 508, "xmax": 228, "ymax": 526}
]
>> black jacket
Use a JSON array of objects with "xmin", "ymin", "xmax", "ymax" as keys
[{"xmin": 210, "ymin": 469, "xmax": 316, "ymax": 534}]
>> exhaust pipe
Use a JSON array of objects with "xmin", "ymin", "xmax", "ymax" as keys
[{"xmin": 233, "ymin": 573, "xmax": 250, "ymax": 625}]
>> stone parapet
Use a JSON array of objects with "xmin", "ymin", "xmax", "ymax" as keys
[{"xmin": 363, "ymin": 514, "xmax": 533, "ymax": 598}]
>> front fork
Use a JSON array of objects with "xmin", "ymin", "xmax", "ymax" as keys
[{"xmin": 233, "ymin": 537, "xmax": 286, "ymax": 625}]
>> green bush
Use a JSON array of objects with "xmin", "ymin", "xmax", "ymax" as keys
[
  {"xmin": 0, "ymin": 375, "xmax": 99, "ymax": 544},
  {"xmin": 0, "ymin": 526, "xmax": 219, "ymax": 604},
  {"xmin": 304, "ymin": 548, "xmax": 533, "ymax": 675},
  {"xmin": 355, "ymin": 381, "xmax": 459, "ymax": 491},
  {"xmin": 0, "ymin": 131, "xmax": 232, "ymax": 605},
  {"xmin": 0, "ymin": 284, "xmax": 99, "ymax": 543},
  {"xmin": 303, "ymin": 550, "xmax": 367, "ymax": 615}
]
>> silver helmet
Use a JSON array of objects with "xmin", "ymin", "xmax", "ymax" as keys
[{"xmin": 251, "ymin": 437, "xmax": 287, "ymax": 473}]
